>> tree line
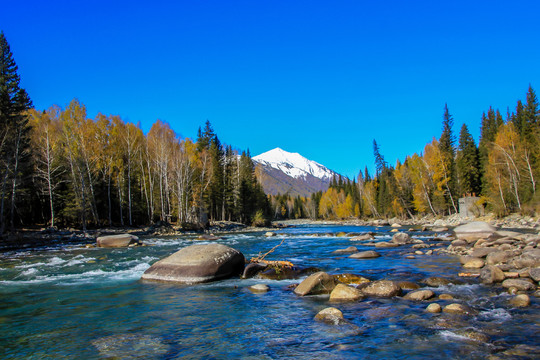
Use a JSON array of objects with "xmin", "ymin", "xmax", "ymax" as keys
[
  {"xmin": 271, "ymin": 88, "xmax": 539, "ymax": 220},
  {"xmin": 0, "ymin": 32, "xmax": 270, "ymax": 233}
]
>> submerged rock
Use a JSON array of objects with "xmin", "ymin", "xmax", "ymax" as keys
[
  {"xmin": 92, "ymin": 334, "xmax": 169, "ymax": 359},
  {"xmin": 396, "ymin": 281, "xmax": 421, "ymax": 290},
  {"xmin": 196, "ymin": 234, "xmax": 222, "ymax": 241},
  {"xmin": 96, "ymin": 234, "xmax": 139, "ymax": 248},
  {"xmin": 141, "ymin": 244, "xmax": 245, "ymax": 284},
  {"xmin": 294, "ymin": 271, "xmax": 336, "ymax": 296},
  {"xmin": 423, "ymin": 277, "xmax": 453, "ymax": 287}
]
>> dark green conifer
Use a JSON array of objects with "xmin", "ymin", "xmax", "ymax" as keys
[
  {"xmin": 0, "ymin": 32, "xmax": 33, "ymax": 232},
  {"xmin": 456, "ymin": 124, "xmax": 480, "ymax": 197}
]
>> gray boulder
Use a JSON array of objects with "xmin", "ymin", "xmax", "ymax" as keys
[
  {"xmin": 97, "ymin": 234, "xmax": 139, "ymax": 248},
  {"xmin": 141, "ymin": 244, "xmax": 245, "ymax": 284},
  {"xmin": 294, "ymin": 271, "xmax": 336, "ymax": 296},
  {"xmin": 453, "ymin": 221, "xmax": 496, "ymax": 242}
]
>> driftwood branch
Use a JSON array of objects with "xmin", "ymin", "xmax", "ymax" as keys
[{"xmin": 250, "ymin": 238, "xmax": 293, "ymax": 268}]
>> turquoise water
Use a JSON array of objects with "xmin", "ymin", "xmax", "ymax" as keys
[{"xmin": 1, "ymin": 225, "xmax": 538, "ymax": 359}]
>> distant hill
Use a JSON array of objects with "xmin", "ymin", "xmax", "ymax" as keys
[{"xmin": 253, "ymin": 148, "xmax": 339, "ymax": 197}]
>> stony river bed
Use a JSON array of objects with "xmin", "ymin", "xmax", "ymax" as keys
[{"xmin": 0, "ymin": 224, "xmax": 539, "ymax": 359}]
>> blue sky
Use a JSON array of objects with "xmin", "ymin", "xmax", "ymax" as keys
[{"xmin": 2, "ymin": 1, "xmax": 539, "ymax": 177}]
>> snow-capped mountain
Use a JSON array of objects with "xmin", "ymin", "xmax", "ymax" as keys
[{"xmin": 253, "ymin": 148, "xmax": 339, "ymax": 196}]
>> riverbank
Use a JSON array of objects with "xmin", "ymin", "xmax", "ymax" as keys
[{"xmin": 1, "ymin": 213, "xmax": 538, "ymax": 252}]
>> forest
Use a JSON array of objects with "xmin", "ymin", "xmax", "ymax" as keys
[
  {"xmin": 1, "ymin": 31, "xmax": 539, "ymax": 234},
  {"xmin": 0, "ymin": 33, "xmax": 270, "ymax": 233},
  {"xmin": 271, "ymin": 90, "xmax": 539, "ymax": 221}
]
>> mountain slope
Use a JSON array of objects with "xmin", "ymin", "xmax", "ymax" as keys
[{"xmin": 253, "ymin": 148, "xmax": 339, "ymax": 197}]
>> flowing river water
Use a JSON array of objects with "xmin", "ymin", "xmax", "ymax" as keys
[{"xmin": 0, "ymin": 224, "xmax": 539, "ymax": 359}]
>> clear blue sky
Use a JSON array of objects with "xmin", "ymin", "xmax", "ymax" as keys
[{"xmin": 2, "ymin": 1, "xmax": 539, "ymax": 178}]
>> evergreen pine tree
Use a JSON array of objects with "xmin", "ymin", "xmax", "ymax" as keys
[
  {"xmin": 438, "ymin": 104, "xmax": 458, "ymax": 213},
  {"xmin": 0, "ymin": 32, "xmax": 33, "ymax": 232},
  {"xmin": 456, "ymin": 124, "xmax": 480, "ymax": 197}
]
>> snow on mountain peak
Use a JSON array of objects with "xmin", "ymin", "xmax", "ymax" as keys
[{"xmin": 253, "ymin": 148, "xmax": 336, "ymax": 180}]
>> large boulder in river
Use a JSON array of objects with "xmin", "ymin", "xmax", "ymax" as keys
[
  {"xmin": 453, "ymin": 221, "xmax": 496, "ymax": 242},
  {"xmin": 141, "ymin": 244, "xmax": 245, "ymax": 284},
  {"xmin": 97, "ymin": 234, "xmax": 139, "ymax": 248},
  {"xmin": 294, "ymin": 271, "xmax": 336, "ymax": 296}
]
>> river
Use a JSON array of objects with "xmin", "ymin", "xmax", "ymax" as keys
[{"xmin": 0, "ymin": 224, "xmax": 538, "ymax": 359}]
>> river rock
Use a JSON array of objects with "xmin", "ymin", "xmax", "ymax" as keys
[
  {"xmin": 350, "ymin": 234, "xmax": 374, "ymax": 241},
  {"xmin": 470, "ymin": 247, "xmax": 497, "ymax": 258},
  {"xmin": 329, "ymin": 283, "xmax": 364, "ymax": 302},
  {"xmin": 501, "ymin": 279, "xmax": 535, "ymax": 291},
  {"xmin": 509, "ymin": 294, "xmax": 530, "ymax": 307},
  {"xmin": 463, "ymin": 258, "xmax": 485, "ymax": 269},
  {"xmin": 349, "ymin": 251, "xmax": 380, "ymax": 259},
  {"xmin": 480, "ymin": 265, "xmax": 505, "ymax": 284},
  {"xmin": 359, "ymin": 280, "xmax": 401, "ymax": 297},
  {"xmin": 397, "ymin": 281, "xmax": 420, "ymax": 290},
  {"xmin": 423, "ymin": 277, "xmax": 452, "ymax": 287},
  {"xmin": 453, "ymin": 221, "xmax": 497, "ymax": 242},
  {"xmin": 141, "ymin": 244, "xmax": 245, "ymax": 284},
  {"xmin": 314, "ymin": 307, "xmax": 344, "ymax": 324},
  {"xmin": 486, "ymin": 250, "xmax": 515, "ymax": 265},
  {"xmin": 426, "ymin": 303, "xmax": 442, "ymax": 313},
  {"xmin": 438, "ymin": 293, "xmax": 454, "ymax": 300},
  {"xmin": 443, "ymin": 303, "xmax": 474, "ymax": 315},
  {"xmin": 391, "ymin": 232, "xmax": 412, "ymax": 244},
  {"xmin": 294, "ymin": 271, "xmax": 336, "ymax": 296},
  {"xmin": 403, "ymin": 289, "xmax": 435, "ymax": 301},
  {"xmin": 333, "ymin": 273, "xmax": 370, "ymax": 285},
  {"xmin": 333, "ymin": 246, "xmax": 358, "ymax": 254},
  {"xmin": 529, "ymin": 268, "xmax": 540, "ymax": 282},
  {"xmin": 96, "ymin": 234, "xmax": 138, "ymax": 248},
  {"xmin": 264, "ymin": 232, "xmax": 276, "ymax": 237},
  {"xmin": 374, "ymin": 242, "xmax": 399, "ymax": 248},
  {"xmin": 249, "ymin": 284, "xmax": 270, "ymax": 293}
]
